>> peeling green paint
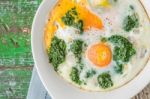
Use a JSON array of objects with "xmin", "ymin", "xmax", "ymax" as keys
[
  {"xmin": 0, "ymin": 33, "xmax": 33, "ymax": 66},
  {"xmin": 0, "ymin": 0, "xmax": 42, "ymax": 99},
  {"xmin": 0, "ymin": 69, "xmax": 32, "ymax": 99}
]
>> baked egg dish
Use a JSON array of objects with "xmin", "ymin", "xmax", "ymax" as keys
[{"xmin": 44, "ymin": 0, "xmax": 150, "ymax": 91}]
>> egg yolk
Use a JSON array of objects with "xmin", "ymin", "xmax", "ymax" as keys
[
  {"xmin": 87, "ymin": 43, "xmax": 112, "ymax": 67},
  {"xmin": 93, "ymin": 0, "xmax": 111, "ymax": 7}
]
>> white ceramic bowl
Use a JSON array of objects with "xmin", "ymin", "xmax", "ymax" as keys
[{"xmin": 31, "ymin": 0, "xmax": 150, "ymax": 99}]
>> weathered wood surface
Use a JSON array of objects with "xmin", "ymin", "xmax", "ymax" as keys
[
  {"xmin": 133, "ymin": 84, "xmax": 150, "ymax": 99},
  {"xmin": 0, "ymin": 0, "xmax": 41, "ymax": 99}
]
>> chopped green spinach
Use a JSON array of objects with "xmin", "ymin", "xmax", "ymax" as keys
[
  {"xmin": 78, "ymin": 62, "xmax": 84, "ymax": 70},
  {"xmin": 101, "ymin": 37, "xmax": 107, "ymax": 42},
  {"xmin": 48, "ymin": 36, "xmax": 66, "ymax": 71},
  {"xmin": 97, "ymin": 72, "xmax": 113, "ymax": 89},
  {"xmin": 114, "ymin": 62, "xmax": 123, "ymax": 74},
  {"xmin": 70, "ymin": 39, "xmax": 85, "ymax": 78},
  {"xmin": 123, "ymin": 13, "xmax": 139, "ymax": 32},
  {"xmin": 108, "ymin": 35, "xmax": 136, "ymax": 74},
  {"xmin": 61, "ymin": 7, "xmax": 84, "ymax": 34},
  {"xmin": 70, "ymin": 67, "xmax": 82, "ymax": 85},
  {"xmin": 108, "ymin": 35, "xmax": 136, "ymax": 62},
  {"xmin": 70, "ymin": 39, "xmax": 84, "ymax": 63},
  {"xmin": 129, "ymin": 5, "xmax": 134, "ymax": 10},
  {"xmin": 74, "ymin": 20, "xmax": 84, "ymax": 33},
  {"xmin": 113, "ymin": 0, "xmax": 118, "ymax": 2},
  {"xmin": 85, "ymin": 69, "xmax": 96, "ymax": 78}
]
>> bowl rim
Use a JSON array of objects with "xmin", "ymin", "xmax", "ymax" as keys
[{"xmin": 31, "ymin": 0, "xmax": 150, "ymax": 99}]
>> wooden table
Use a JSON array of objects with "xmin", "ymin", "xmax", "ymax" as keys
[
  {"xmin": 0, "ymin": 0, "xmax": 150, "ymax": 99},
  {"xmin": 133, "ymin": 85, "xmax": 150, "ymax": 99},
  {"xmin": 0, "ymin": 0, "xmax": 41, "ymax": 99}
]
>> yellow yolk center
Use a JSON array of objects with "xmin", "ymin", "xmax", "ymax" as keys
[
  {"xmin": 87, "ymin": 43, "xmax": 112, "ymax": 67},
  {"xmin": 93, "ymin": 0, "xmax": 111, "ymax": 7}
]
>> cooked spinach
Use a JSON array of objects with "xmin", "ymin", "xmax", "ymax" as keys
[
  {"xmin": 61, "ymin": 7, "xmax": 84, "ymax": 34},
  {"xmin": 48, "ymin": 36, "xmax": 66, "ymax": 71},
  {"xmin": 113, "ymin": 46, "xmax": 136, "ymax": 62},
  {"xmin": 74, "ymin": 20, "xmax": 84, "ymax": 33},
  {"xmin": 108, "ymin": 35, "xmax": 136, "ymax": 73},
  {"xmin": 108, "ymin": 35, "xmax": 136, "ymax": 62},
  {"xmin": 70, "ymin": 39, "xmax": 84, "ymax": 63},
  {"xmin": 113, "ymin": 0, "xmax": 118, "ymax": 2},
  {"xmin": 129, "ymin": 5, "xmax": 134, "ymax": 10},
  {"xmin": 101, "ymin": 37, "xmax": 107, "ymax": 42},
  {"xmin": 70, "ymin": 67, "xmax": 81, "ymax": 85},
  {"xmin": 97, "ymin": 72, "xmax": 113, "ymax": 89},
  {"xmin": 85, "ymin": 69, "xmax": 96, "ymax": 78},
  {"xmin": 78, "ymin": 62, "xmax": 84, "ymax": 70},
  {"xmin": 114, "ymin": 62, "xmax": 123, "ymax": 74},
  {"xmin": 123, "ymin": 13, "xmax": 139, "ymax": 32}
]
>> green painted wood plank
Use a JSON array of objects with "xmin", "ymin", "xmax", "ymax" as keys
[
  {"xmin": 0, "ymin": 0, "xmax": 41, "ymax": 66},
  {"xmin": 0, "ymin": 69, "xmax": 32, "ymax": 99},
  {"xmin": 0, "ymin": 0, "xmax": 41, "ymax": 29},
  {"xmin": 0, "ymin": 33, "xmax": 33, "ymax": 66},
  {"xmin": 0, "ymin": 0, "xmax": 42, "ymax": 99}
]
